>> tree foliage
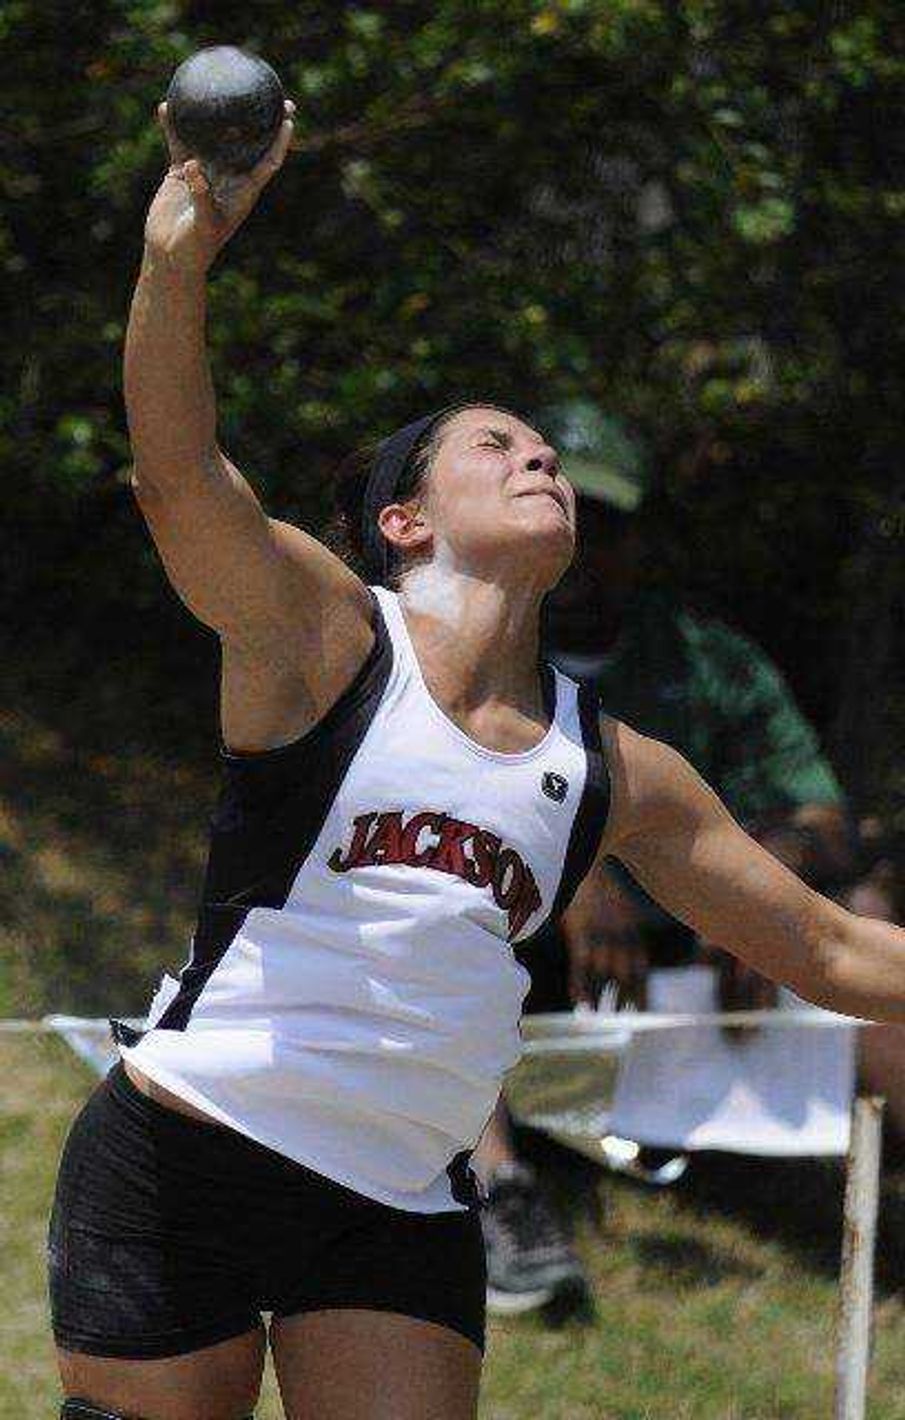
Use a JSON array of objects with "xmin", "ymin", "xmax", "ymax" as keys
[{"xmin": 2, "ymin": 0, "xmax": 902, "ymax": 817}]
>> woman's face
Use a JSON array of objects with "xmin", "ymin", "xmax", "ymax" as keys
[{"xmin": 394, "ymin": 406, "xmax": 576, "ymax": 588}]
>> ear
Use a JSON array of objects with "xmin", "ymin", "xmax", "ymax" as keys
[{"xmin": 376, "ymin": 500, "xmax": 433, "ymax": 561}]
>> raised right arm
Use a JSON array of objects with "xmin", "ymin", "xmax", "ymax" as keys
[{"xmin": 125, "ymin": 104, "xmax": 373, "ymax": 751}]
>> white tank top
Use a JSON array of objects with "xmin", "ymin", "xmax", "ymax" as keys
[{"xmin": 115, "ymin": 588, "xmax": 609, "ymax": 1211}]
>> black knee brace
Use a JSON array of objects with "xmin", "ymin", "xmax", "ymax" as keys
[{"xmin": 62, "ymin": 1405, "xmax": 253, "ymax": 1420}]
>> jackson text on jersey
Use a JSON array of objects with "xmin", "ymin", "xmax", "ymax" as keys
[{"xmin": 328, "ymin": 807, "xmax": 542, "ymax": 939}]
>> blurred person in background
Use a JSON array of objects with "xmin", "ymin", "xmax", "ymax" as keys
[{"xmin": 476, "ymin": 400, "xmax": 860, "ymax": 1318}]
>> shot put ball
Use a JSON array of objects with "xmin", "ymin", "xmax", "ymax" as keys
[{"xmin": 166, "ymin": 46, "xmax": 285, "ymax": 175}]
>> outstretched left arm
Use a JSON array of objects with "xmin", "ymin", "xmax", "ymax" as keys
[{"xmin": 601, "ymin": 717, "xmax": 905, "ymax": 1022}]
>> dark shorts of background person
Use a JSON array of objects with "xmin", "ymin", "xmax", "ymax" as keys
[{"xmin": 48, "ymin": 1062, "xmax": 486, "ymax": 1359}]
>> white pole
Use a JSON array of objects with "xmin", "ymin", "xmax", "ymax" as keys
[{"xmin": 835, "ymin": 1094, "xmax": 884, "ymax": 1420}]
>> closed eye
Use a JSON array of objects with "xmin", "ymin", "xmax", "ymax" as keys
[{"xmin": 476, "ymin": 427, "xmax": 511, "ymax": 449}]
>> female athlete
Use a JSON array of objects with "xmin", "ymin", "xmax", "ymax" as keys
[{"xmin": 48, "ymin": 102, "xmax": 905, "ymax": 1420}]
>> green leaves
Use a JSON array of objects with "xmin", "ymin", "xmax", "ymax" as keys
[
  {"xmin": 2, "ymin": 0, "xmax": 902, "ymax": 809},
  {"xmin": 732, "ymin": 196, "xmax": 795, "ymax": 245}
]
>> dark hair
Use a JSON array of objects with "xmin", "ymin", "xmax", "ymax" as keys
[{"xmin": 328, "ymin": 405, "xmax": 475, "ymax": 583}]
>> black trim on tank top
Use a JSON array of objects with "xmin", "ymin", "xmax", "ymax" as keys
[
  {"xmin": 548, "ymin": 681, "xmax": 611, "ymax": 921},
  {"xmin": 447, "ymin": 1149, "xmax": 481, "ymax": 1208},
  {"xmin": 539, "ymin": 660, "xmax": 555, "ymax": 723},
  {"xmin": 511, "ymin": 682, "xmax": 610, "ymax": 966},
  {"xmin": 112, "ymin": 594, "xmax": 393, "ymax": 1046}
]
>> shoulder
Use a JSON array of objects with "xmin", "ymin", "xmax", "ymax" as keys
[
  {"xmin": 219, "ymin": 569, "xmax": 383, "ymax": 755},
  {"xmin": 268, "ymin": 518, "xmax": 374, "ymax": 619},
  {"xmin": 601, "ymin": 714, "xmax": 691, "ymax": 802},
  {"xmin": 599, "ymin": 714, "xmax": 725, "ymax": 855}
]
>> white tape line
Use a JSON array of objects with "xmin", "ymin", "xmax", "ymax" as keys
[{"xmin": 523, "ymin": 1008, "xmax": 866, "ymax": 1040}]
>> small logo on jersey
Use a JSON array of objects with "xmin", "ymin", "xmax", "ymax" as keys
[{"xmin": 542, "ymin": 772, "xmax": 569, "ymax": 803}]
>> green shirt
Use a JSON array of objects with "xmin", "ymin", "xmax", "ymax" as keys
[{"xmin": 550, "ymin": 590, "xmax": 843, "ymax": 825}]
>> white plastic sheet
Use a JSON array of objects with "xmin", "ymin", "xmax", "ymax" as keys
[{"xmin": 507, "ymin": 967, "xmax": 858, "ymax": 1159}]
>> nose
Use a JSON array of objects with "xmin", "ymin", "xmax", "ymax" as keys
[{"xmin": 524, "ymin": 445, "xmax": 560, "ymax": 478}]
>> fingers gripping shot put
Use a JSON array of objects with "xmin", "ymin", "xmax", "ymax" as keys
[{"xmin": 47, "ymin": 46, "xmax": 905, "ymax": 1420}]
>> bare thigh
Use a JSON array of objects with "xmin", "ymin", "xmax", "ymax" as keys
[
  {"xmin": 270, "ymin": 1309, "xmax": 481, "ymax": 1420},
  {"xmin": 56, "ymin": 1325, "xmax": 266, "ymax": 1420}
]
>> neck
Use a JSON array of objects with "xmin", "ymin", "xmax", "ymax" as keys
[{"xmin": 398, "ymin": 560, "xmax": 546, "ymax": 717}]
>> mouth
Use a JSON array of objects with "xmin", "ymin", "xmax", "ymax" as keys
[{"xmin": 517, "ymin": 486, "xmax": 570, "ymax": 516}]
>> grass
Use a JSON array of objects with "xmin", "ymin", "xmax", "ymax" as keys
[
  {"xmin": 4, "ymin": 1032, "xmax": 905, "ymax": 1419},
  {"xmin": 0, "ymin": 624, "xmax": 217, "ymax": 1021}
]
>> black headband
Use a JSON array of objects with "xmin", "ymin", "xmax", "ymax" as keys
[{"xmin": 360, "ymin": 406, "xmax": 462, "ymax": 586}]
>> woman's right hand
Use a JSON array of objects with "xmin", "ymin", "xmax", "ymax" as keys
[{"xmin": 144, "ymin": 99, "xmax": 295, "ymax": 275}]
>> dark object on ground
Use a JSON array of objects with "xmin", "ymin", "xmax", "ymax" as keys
[
  {"xmin": 166, "ymin": 46, "xmax": 284, "ymax": 174},
  {"xmin": 482, "ymin": 1160, "xmax": 594, "ymax": 1321}
]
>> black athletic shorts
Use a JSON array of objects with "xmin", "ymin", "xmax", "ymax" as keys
[{"xmin": 47, "ymin": 1061, "xmax": 486, "ymax": 1358}]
